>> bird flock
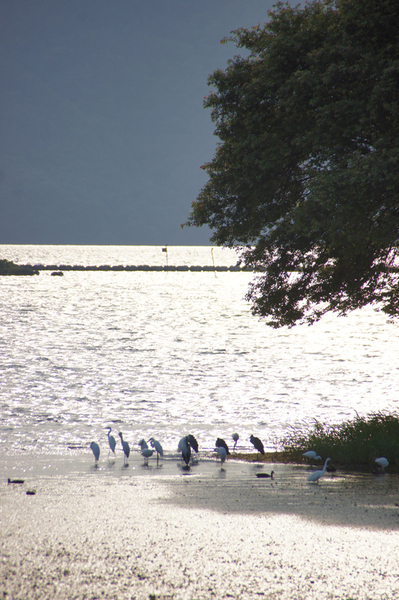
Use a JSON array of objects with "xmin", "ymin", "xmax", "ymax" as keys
[
  {"xmin": 90, "ymin": 431, "xmax": 390, "ymax": 482},
  {"xmin": 89, "ymin": 429, "xmax": 269, "ymax": 469}
]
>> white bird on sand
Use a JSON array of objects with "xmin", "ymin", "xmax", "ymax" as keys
[
  {"xmin": 216, "ymin": 446, "xmax": 227, "ymax": 466},
  {"xmin": 303, "ymin": 450, "xmax": 321, "ymax": 461},
  {"xmin": 106, "ymin": 427, "xmax": 116, "ymax": 456},
  {"xmin": 232, "ymin": 433, "xmax": 239, "ymax": 450},
  {"xmin": 149, "ymin": 437, "xmax": 163, "ymax": 459},
  {"xmin": 375, "ymin": 457, "xmax": 389, "ymax": 471},
  {"xmin": 90, "ymin": 441, "xmax": 100, "ymax": 463},
  {"xmin": 307, "ymin": 458, "xmax": 331, "ymax": 483},
  {"xmin": 119, "ymin": 432, "xmax": 130, "ymax": 465}
]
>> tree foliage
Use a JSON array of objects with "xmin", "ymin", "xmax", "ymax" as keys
[{"xmin": 186, "ymin": 0, "xmax": 399, "ymax": 327}]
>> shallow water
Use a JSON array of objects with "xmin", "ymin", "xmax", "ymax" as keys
[
  {"xmin": 2, "ymin": 452, "xmax": 399, "ymax": 600},
  {"xmin": 1, "ymin": 245, "xmax": 398, "ymax": 458}
]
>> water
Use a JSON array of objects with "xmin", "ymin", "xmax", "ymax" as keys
[{"xmin": 1, "ymin": 244, "xmax": 398, "ymax": 456}]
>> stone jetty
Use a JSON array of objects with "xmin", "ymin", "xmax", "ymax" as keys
[{"xmin": 20, "ymin": 264, "xmax": 258, "ymax": 272}]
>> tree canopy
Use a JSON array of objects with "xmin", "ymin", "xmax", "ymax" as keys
[{"xmin": 186, "ymin": 0, "xmax": 399, "ymax": 327}]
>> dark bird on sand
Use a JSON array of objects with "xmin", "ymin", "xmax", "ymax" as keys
[
  {"xmin": 216, "ymin": 437, "xmax": 230, "ymax": 455},
  {"xmin": 8, "ymin": 478, "xmax": 25, "ymax": 484},
  {"xmin": 250, "ymin": 435, "xmax": 265, "ymax": 456}
]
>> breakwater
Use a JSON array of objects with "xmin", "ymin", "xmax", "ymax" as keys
[{"xmin": 22, "ymin": 264, "xmax": 258, "ymax": 272}]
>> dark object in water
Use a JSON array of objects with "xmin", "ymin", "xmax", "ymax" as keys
[
  {"xmin": 26, "ymin": 490, "xmax": 36, "ymax": 495},
  {"xmin": 8, "ymin": 478, "xmax": 24, "ymax": 484},
  {"xmin": 326, "ymin": 463, "xmax": 337, "ymax": 472},
  {"xmin": 51, "ymin": 271, "xmax": 64, "ymax": 276},
  {"xmin": 256, "ymin": 471, "xmax": 274, "ymax": 479}
]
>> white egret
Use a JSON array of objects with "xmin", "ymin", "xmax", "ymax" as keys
[
  {"xmin": 307, "ymin": 458, "xmax": 331, "ymax": 483},
  {"xmin": 232, "ymin": 433, "xmax": 239, "ymax": 450},
  {"xmin": 375, "ymin": 457, "xmax": 389, "ymax": 471},
  {"xmin": 90, "ymin": 441, "xmax": 100, "ymax": 463},
  {"xmin": 216, "ymin": 446, "xmax": 227, "ymax": 465},
  {"xmin": 216, "ymin": 438, "xmax": 230, "ymax": 455},
  {"xmin": 250, "ymin": 435, "xmax": 265, "ymax": 457},
  {"xmin": 106, "ymin": 427, "xmax": 116, "ymax": 456},
  {"xmin": 149, "ymin": 437, "xmax": 163, "ymax": 459},
  {"xmin": 118, "ymin": 432, "xmax": 130, "ymax": 465},
  {"xmin": 303, "ymin": 450, "xmax": 321, "ymax": 461}
]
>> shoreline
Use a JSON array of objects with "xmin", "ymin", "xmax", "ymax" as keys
[{"xmin": 1, "ymin": 453, "xmax": 399, "ymax": 599}]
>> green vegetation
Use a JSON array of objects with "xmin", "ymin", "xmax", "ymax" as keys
[
  {"xmin": 187, "ymin": 0, "xmax": 399, "ymax": 327},
  {"xmin": 280, "ymin": 412, "xmax": 399, "ymax": 471},
  {"xmin": 0, "ymin": 259, "xmax": 38, "ymax": 276}
]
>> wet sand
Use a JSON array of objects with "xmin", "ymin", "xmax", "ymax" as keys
[{"xmin": 1, "ymin": 453, "xmax": 399, "ymax": 599}]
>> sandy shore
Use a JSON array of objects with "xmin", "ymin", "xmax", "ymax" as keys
[{"xmin": 1, "ymin": 453, "xmax": 399, "ymax": 599}]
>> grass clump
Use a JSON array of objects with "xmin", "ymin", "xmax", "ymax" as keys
[{"xmin": 280, "ymin": 412, "xmax": 399, "ymax": 472}]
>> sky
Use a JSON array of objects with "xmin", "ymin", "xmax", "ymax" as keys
[{"xmin": 0, "ymin": 0, "xmax": 276, "ymax": 245}]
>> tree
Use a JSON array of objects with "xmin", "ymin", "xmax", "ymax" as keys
[{"xmin": 186, "ymin": 0, "xmax": 399, "ymax": 327}]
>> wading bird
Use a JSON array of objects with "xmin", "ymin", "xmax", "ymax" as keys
[
  {"xmin": 180, "ymin": 436, "xmax": 191, "ymax": 466},
  {"xmin": 106, "ymin": 427, "xmax": 116, "ymax": 457},
  {"xmin": 303, "ymin": 450, "xmax": 321, "ymax": 461},
  {"xmin": 375, "ymin": 457, "xmax": 389, "ymax": 471},
  {"xmin": 250, "ymin": 435, "xmax": 265, "ymax": 457},
  {"xmin": 216, "ymin": 446, "xmax": 227, "ymax": 466},
  {"xmin": 139, "ymin": 439, "xmax": 153, "ymax": 464},
  {"xmin": 187, "ymin": 434, "xmax": 199, "ymax": 453},
  {"xmin": 216, "ymin": 438, "xmax": 230, "ymax": 455},
  {"xmin": 149, "ymin": 437, "xmax": 163, "ymax": 460},
  {"xmin": 307, "ymin": 458, "xmax": 331, "ymax": 483},
  {"xmin": 118, "ymin": 432, "xmax": 130, "ymax": 465},
  {"xmin": 232, "ymin": 433, "xmax": 239, "ymax": 450},
  {"xmin": 90, "ymin": 441, "xmax": 100, "ymax": 463}
]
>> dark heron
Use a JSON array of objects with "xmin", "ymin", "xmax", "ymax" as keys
[
  {"xmin": 216, "ymin": 438, "xmax": 230, "ymax": 455},
  {"xmin": 187, "ymin": 434, "xmax": 199, "ymax": 453},
  {"xmin": 118, "ymin": 432, "xmax": 130, "ymax": 465},
  {"xmin": 250, "ymin": 435, "xmax": 265, "ymax": 457},
  {"xmin": 149, "ymin": 437, "xmax": 163, "ymax": 460},
  {"xmin": 179, "ymin": 436, "xmax": 191, "ymax": 466},
  {"xmin": 90, "ymin": 441, "xmax": 100, "ymax": 463}
]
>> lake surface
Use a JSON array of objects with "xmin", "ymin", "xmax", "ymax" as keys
[{"xmin": 1, "ymin": 244, "xmax": 398, "ymax": 458}]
